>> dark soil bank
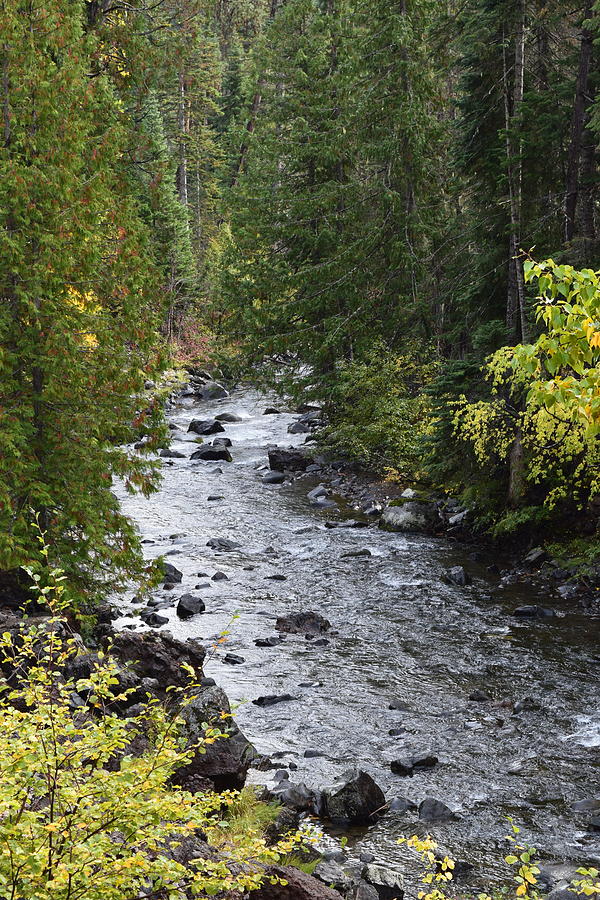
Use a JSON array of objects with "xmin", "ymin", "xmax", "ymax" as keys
[{"xmin": 115, "ymin": 384, "xmax": 600, "ymax": 893}]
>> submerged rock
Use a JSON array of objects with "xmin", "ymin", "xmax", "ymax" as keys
[
  {"xmin": 418, "ymin": 797, "xmax": 454, "ymax": 823},
  {"xmin": 446, "ymin": 565, "xmax": 471, "ymax": 586},
  {"xmin": 275, "ymin": 611, "xmax": 331, "ymax": 635},
  {"xmin": 206, "ymin": 537, "xmax": 240, "ymax": 551}
]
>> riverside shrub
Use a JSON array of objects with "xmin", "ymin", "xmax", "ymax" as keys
[{"xmin": 0, "ymin": 559, "xmax": 302, "ymax": 899}]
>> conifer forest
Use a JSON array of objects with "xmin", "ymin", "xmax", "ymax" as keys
[{"xmin": 0, "ymin": 1, "xmax": 599, "ymax": 898}]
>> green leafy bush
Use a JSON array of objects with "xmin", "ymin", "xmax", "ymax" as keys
[
  {"xmin": 317, "ymin": 345, "xmax": 439, "ymax": 479},
  {"xmin": 0, "ymin": 557, "xmax": 302, "ymax": 899}
]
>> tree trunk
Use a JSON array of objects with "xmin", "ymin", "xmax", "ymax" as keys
[
  {"xmin": 508, "ymin": 429, "xmax": 526, "ymax": 507},
  {"xmin": 176, "ymin": 72, "xmax": 188, "ymax": 206},
  {"xmin": 503, "ymin": 5, "xmax": 528, "ymax": 343},
  {"xmin": 564, "ymin": 0, "xmax": 594, "ymax": 244}
]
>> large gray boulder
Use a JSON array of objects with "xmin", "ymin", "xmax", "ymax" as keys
[
  {"xmin": 174, "ymin": 685, "xmax": 258, "ymax": 792},
  {"xmin": 380, "ymin": 500, "xmax": 439, "ymax": 534},
  {"xmin": 322, "ymin": 769, "xmax": 386, "ymax": 825}
]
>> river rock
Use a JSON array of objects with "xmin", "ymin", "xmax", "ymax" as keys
[
  {"xmin": 212, "ymin": 437, "xmax": 232, "ymax": 447},
  {"xmin": 207, "ymin": 537, "xmax": 240, "ymax": 551},
  {"xmin": 363, "ymin": 863, "xmax": 404, "ymax": 900},
  {"xmin": 106, "ymin": 630, "xmax": 206, "ymax": 696},
  {"xmin": 513, "ymin": 605, "xmax": 557, "ymax": 618},
  {"xmin": 159, "ymin": 448, "xmax": 186, "ymax": 458},
  {"xmin": 263, "ymin": 407, "xmax": 281, "ymax": 415},
  {"xmin": 288, "ymin": 421, "xmax": 310, "ymax": 434},
  {"xmin": 191, "ymin": 446, "xmax": 233, "ymax": 462},
  {"xmin": 188, "ymin": 419, "xmax": 226, "ymax": 435},
  {"xmin": 195, "ymin": 380, "xmax": 229, "ymax": 401},
  {"xmin": 307, "ymin": 484, "xmax": 328, "ymax": 502},
  {"xmin": 263, "ymin": 471, "xmax": 286, "ymax": 484},
  {"xmin": 250, "ymin": 865, "xmax": 344, "ymax": 899},
  {"xmin": 390, "ymin": 752, "xmax": 437, "ymax": 777},
  {"xmin": 323, "ymin": 769, "xmax": 386, "ymax": 824},
  {"xmin": 176, "ymin": 594, "xmax": 206, "ymax": 619},
  {"xmin": 342, "ymin": 548, "xmax": 372, "ymax": 558},
  {"xmin": 223, "ymin": 653, "xmax": 245, "ymax": 665},
  {"xmin": 268, "ymin": 448, "xmax": 309, "ymax": 472},
  {"xmin": 446, "ymin": 565, "xmax": 471, "ymax": 586},
  {"xmin": 313, "ymin": 860, "xmax": 353, "ymax": 894},
  {"xmin": 142, "ymin": 612, "xmax": 169, "ymax": 627},
  {"xmin": 469, "ymin": 689, "xmax": 491, "ymax": 701},
  {"xmin": 418, "ymin": 797, "xmax": 454, "ymax": 823},
  {"xmin": 216, "ymin": 412, "xmax": 243, "ymax": 423},
  {"xmin": 354, "ymin": 884, "xmax": 380, "ymax": 900},
  {"xmin": 161, "ymin": 562, "xmax": 183, "ymax": 584},
  {"xmin": 253, "ymin": 694, "xmax": 296, "ymax": 707},
  {"xmin": 380, "ymin": 500, "xmax": 439, "ymax": 534},
  {"xmin": 212, "ymin": 571, "xmax": 228, "ymax": 581},
  {"xmin": 174, "ymin": 685, "xmax": 257, "ymax": 791},
  {"xmin": 276, "ymin": 611, "xmax": 331, "ymax": 635}
]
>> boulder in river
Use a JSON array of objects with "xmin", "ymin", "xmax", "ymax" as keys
[
  {"xmin": 174, "ymin": 685, "xmax": 257, "ymax": 792},
  {"xmin": 161, "ymin": 562, "xmax": 183, "ymax": 584},
  {"xmin": 207, "ymin": 537, "xmax": 240, "ymax": 551},
  {"xmin": 159, "ymin": 448, "xmax": 186, "ymax": 458},
  {"xmin": 362, "ymin": 863, "xmax": 404, "ymax": 900},
  {"xmin": 215, "ymin": 412, "xmax": 243, "ymax": 423},
  {"xmin": 195, "ymin": 380, "xmax": 229, "ymax": 401},
  {"xmin": 262, "ymin": 471, "xmax": 286, "ymax": 485},
  {"xmin": 212, "ymin": 437, "xmax": 232, "ymax": 447},
  {"xmin": 322, "ymin": 769, "xmax": 386, "ymax": 825},
  {"xmin": 418, "ymin": 797, "xmax": 455, "ymax": 823},
  {"xmin": 268, "ymin": 447, "xmax": 308, "ymax": 472},
  {"xmin": 188, "ymin": 419, "xmax": 225, "ymax": 435},
  {"xmin": 275, "ymin": 611, "xmax": 331, "ymax": 635},
  {"xmin": 176, "ymin": 594, "xmax": 206, "ymax": 619},
  {"xmin": 263, "ymin": 407, "xmax": 281, "ymax": 415},
  {"xmin": 140, "ymin": 611, "xmax": 169, "ymax": 627},
  {"xmin": 288, "ymin": 421, "xmax": 310, "ymax": 434},
  {"xmin": 191, "ymin": 446, "xmax": 233, "ymax": 462},
  {"xmin": 253, "ymin": 694, "xmax": 296, "ymax": 707},
  {"xmin": 446, "ymin": 565, "xmax": 471, "ymax": 586},
  {"xmin": 380, "ymin": 499, "xmax": 439, "ymax": 534}
]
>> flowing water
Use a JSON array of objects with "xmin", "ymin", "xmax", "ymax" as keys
[{"xmin": 114, "ymin": 387, "xmax": 600, "ymax": 884}]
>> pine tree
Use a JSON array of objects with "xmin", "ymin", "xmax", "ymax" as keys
[{"xmin": 0, "ymin": 0, "xmax": 162, "ymax": 601}]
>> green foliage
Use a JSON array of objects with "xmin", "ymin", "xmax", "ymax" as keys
[
  {"xmin": 453, "ymin": 259, "xmax": 600, "ymax": 523},
  {"xmin": 217, "ymin": 0, "xmax": 447, "ymax": 397},
  {"xmin": 0, "ymin": 0, "xmax": 165, "ymax": 600},
  {"xmin": 0, "ymin": 561, "xmax": 302, "ymax": 899},
  {"xmin": 317, "ymin": 346, "xmax": 438, "ymax": 479}
]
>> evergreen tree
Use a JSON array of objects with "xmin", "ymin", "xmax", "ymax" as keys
[{"xmin": 0, "ymin": 0, "xmax": 162, "ymax": 600}]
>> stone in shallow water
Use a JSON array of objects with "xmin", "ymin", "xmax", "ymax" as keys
[{"xmin": 176, "ymin": 594, "xmax": 206, "ymax": 620}]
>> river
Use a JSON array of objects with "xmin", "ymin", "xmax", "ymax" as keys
[{"xmin": 114, "ymin": 386, "xmax": 600, "ymax": 886}]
